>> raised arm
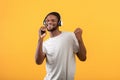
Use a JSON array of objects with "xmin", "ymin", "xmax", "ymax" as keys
[
  {"xmin": 74, "ymin": 28, "xmax": 87, "ymax": 61},
  {"xmin": 35, "ymin": 26, "xmax": 46, "ymax": 65}
]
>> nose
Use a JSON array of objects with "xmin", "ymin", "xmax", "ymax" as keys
[{"xmin": 47, "ymin": 21, "xmax": 52, "ymax": 25}]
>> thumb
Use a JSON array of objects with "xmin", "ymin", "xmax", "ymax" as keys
[{"xmin": 40, "ymin": 33, "xmax": 46, "ymax": 38}]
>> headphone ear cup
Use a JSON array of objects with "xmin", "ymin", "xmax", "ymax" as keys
[
  {"xmin": 43, "ymin": 20, "xmax": 46, "ymax": 25},
  {"xmin": 58, "ymin": 20, "xmax": 61, "ymax": 26}
]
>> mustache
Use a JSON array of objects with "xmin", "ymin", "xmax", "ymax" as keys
[{"xmin": 44, "ymin": 23, "xmax": 55, "ymax": 27}]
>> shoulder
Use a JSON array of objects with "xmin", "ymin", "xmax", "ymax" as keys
[
  {"xmin": 43, "ymin": 38, "xmax": 51, "ymax": 46},
  {"xmin": 61, "ymin": 32, "xmax": 76, "ymax": 40},
  {"xmin": 63, "ymin": 31, "xmax": 75, "ymax": 37},
  {"xmin": 62, "ymin": 31, "xmax": 74, "ymax": 36}
]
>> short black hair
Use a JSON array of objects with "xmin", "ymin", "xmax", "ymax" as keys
[{"xmin": 44, "ymin": 12, "xmax": 61, "ymax": 22}]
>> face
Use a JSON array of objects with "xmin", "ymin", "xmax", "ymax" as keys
[{"xmin": 44, "ymin": 15, "xmax": 59, "ymax": 32}]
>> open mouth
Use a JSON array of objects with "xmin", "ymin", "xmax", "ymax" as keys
[{"xmin": 47, "ymin": 25, "xmax": 54, "ymax": 29}]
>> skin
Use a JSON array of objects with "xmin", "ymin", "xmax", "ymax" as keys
[
  {"xmin": 35, "ymin": 14, "xmax": 87, "ymax": 65},
  {"xmin": 74, "ymin": 28, "xmax": 87, "ymax": 61}
]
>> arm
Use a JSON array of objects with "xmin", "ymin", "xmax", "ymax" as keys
[
  {"xmin": 35, "ymin": 26, "xmax": 46, "ymax": 65},
  {"xmin": 74, "ymin": 28, "xmax": 87, "ymax": 61}
]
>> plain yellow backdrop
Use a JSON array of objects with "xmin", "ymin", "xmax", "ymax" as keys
[{"xmin": 0, "ymin": 0, "xmax": 120, "ymax": 80}]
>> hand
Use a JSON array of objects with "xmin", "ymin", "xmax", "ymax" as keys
[
  {"xmin": 39, "ymin": 26, "xmax": 47, "ymax": 38},
  {"xmin": 74, "ymin": 28, "xmax": 83, "ymax": 40}
]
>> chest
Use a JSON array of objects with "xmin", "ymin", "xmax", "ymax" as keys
[{"xmin": 45, "ymin": 36, "xmax": 73, "ymax": 53}]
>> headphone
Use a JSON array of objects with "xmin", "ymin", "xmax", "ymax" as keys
[{"xmin": 43, "ymin": 19, "xmax": 62, "ymax": 26}]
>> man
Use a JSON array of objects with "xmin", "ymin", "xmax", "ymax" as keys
[{"xmin": 35, "ymin": 12, "xmax": 87, "ymax": 80}]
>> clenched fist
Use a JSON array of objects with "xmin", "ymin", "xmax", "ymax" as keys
[{"xmin": 74, "ymin": 28, "xmax": 83, "ymax": 40}]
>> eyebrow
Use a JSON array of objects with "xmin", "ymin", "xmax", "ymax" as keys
[{"xmin": 45, "ymin": 18, "xmax": 58, "ymax": 21}]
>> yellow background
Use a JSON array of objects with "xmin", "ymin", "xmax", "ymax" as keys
[{"xmin": 0, "ymin": 0, "xmax": 120, "ymax": 80}]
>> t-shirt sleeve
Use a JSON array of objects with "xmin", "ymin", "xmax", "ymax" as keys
[
  {"xmin": 42, "ymin": 42, "xmax": 47, "ymax": 54},
  {"xmin": 71, "ymin": 32, "xmax": 79, "ymax": 53}
]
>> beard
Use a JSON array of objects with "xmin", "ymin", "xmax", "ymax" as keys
[{"xmin": 47, "ymin": 25, "xmax": 58, "ymax": 32}]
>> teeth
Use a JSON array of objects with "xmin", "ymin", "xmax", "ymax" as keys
[{"xmin": 48, "ymin": 25, "xmax": 53, "ymax": 27}]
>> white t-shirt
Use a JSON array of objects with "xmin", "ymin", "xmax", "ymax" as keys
[{"xmin": 43, "ymin": 32, "xmax": 79, "ymax": 80}]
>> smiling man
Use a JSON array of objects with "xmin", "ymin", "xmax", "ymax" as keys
[{"xmin": 35, "ymin": 12, "xmax": 87, "ymax": 80}]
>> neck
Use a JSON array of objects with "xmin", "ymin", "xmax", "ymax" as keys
[{"xmin": 49, "ymin": 29, "xmax": 61, "ymax": 38}]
